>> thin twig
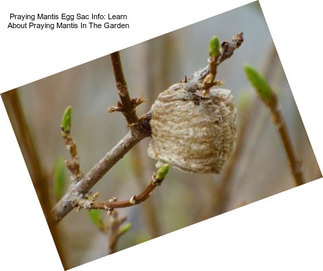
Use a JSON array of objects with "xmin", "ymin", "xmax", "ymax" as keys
[
  {"xmin": 189, "ymin": 32, "xmax": 244, "ymax": 86},
  {"xmin": 50, "ymin": 112, "xmax": 152, "ymax": 223},
  {"xmin": 246, "ymin": 66, "xmax": 305, "ymax": 186},
  {"xmin": 78, "ymin": 168, "xmax": 167, "ymax": 211},
  {"xmin": 109, "ymin": 52, "xmax": 142, "ymax": 126},
  {"xmin": 88, "ymin": 199, "xmax": 129, "ymax": 254},
  {"xmin": 78, "ymin": 164, "xmax": 169, "ymax": 254},
  {"xmin": 61, "ymin": 128, "xmax": 83, "ymax": 182},
  {"xmin": 217, "ymin": 32, "xmax": 244, "ymax": 63},
  {"xmin": 224, "ymin": 46, "xmax": 279, "ymax": 199},
  {"xmin": 107, "ymin": 210, "xmax": 128, "ymax": 254},
  {"xmin": 268, "ymin": 100, "xmax": 304, "ymax": 186}
]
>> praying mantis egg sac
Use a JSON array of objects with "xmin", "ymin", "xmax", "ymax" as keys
[{"xmin": 148, "ymin": 82, "xmax": 237, "ymax": 174}]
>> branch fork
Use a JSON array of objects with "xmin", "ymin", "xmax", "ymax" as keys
[
  {"xmin": 52, "ymin": 52, "xmax": 156, "ymax": 223},
  {"xmin": 107, "ymin": 97, "xmax": 145, "ymax": 114},
  {"xmin": 202, "ymin": 32, "xmax": 244, "ymax": 95}
]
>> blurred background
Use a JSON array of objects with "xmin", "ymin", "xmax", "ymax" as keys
[{"xmin": 2, "ymin": 2, "xmax": 321, "ymax": 269}]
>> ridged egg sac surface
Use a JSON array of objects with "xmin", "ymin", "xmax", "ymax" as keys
[{"xmin": 148, "ymin": 82, "xmax": 237, "ymax": 174}]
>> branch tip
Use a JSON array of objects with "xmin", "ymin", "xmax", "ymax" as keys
[
  {"xmin": 61, "ymin": 105, "xmax": 72, "ymax": 133},
  {"xmin": 110, "ymin": 51, "xmax": 139, "ymax": 125},
  {"xmin": 209, "ymin": 35, "xmax": 220, "ymax": 58},
  {"xmin": 244, "ymin": 65, "xmax": 304, "ymax": 186}
]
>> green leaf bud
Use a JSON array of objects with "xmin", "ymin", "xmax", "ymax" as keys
[
  {"xmin": 209, "ymin": 35, "xmax": 220, "ymax": 58},
  {"xmin": 61, "ymin": 106, "xmax": 72, "ymax": 132}
]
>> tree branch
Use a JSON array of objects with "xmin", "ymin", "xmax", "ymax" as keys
[
  {"xmin": 188, "ymin": 32, "xmax": 244, "ymax": 85},
  {"xmin": 107, "ymin": 211, "xmax": 130, "ymax": 254},
  {"xmin": 50, "ymin": 112, "xmax": 152, "ymax": 223},
  {"xmin": 110, "ymin": 52, "xmax": 140, "ymax": 125},
  {"xmin": 269, "ymin": 104, "xmax": 304, "ymax": 186},
  {"xmin": 52, "ymin": 51, "xmax": 152, "ymax": 224},
  {"xmin": 77, "ymin": 164, "xmax": 169, "ymax": 211},
  {"xmin": 60, "ymin": 107, "xmax": 83, "ymax": 182},
  {"xmin": 245, "ymin": 65, "xmax": 304, "ymax": 186}
]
